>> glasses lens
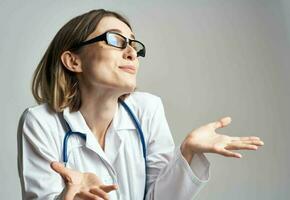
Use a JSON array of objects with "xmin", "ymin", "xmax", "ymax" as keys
[
  {"xmin": 131, "ymin": 41, "xmax": 145, "ymax": 57},
  {"xmin": 107, "ymin": 32, "xmax": 146, "ymax": 57},
  {"xmin": 130, "ymin": 41, "xmax": 142, "ymax": 52},
  {"xmin": 107, "ymin": 33, "xmax": 126, "ymax": 48}
]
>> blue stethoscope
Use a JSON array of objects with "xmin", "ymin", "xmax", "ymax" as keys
[{"xmin": 62, "ymin": 99, "xmax": 147, "ymax": 199}]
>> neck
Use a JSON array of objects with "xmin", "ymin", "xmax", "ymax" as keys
[{"xmin": 79, "ymin": 87, "xmax": 121, "ymax": 148}]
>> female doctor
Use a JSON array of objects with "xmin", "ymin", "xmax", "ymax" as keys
[{"xmin": 17, "ymin": 9, "xmax": 264, "ymax": 200}]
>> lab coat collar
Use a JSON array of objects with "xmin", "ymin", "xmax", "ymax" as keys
[
  {"xmin": 62, "ymin": 97, "xmax": 137, "ymax": 168},
  {"xmin": 62, "ymin": 97, "xmax": 136, "ymax": 135}
]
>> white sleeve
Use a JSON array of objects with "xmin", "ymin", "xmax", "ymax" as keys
[
  {"xmin": 145, "ymin": 98, "xmax": 210, "ymax": 200},
  {"xmin": 17, "ymin": 109, "xmax": 64, "ymax": 200}
]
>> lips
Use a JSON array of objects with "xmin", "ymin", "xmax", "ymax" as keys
[{"xmin": 119, "ymin": 65, "xmax": 136, "ymax": 74}]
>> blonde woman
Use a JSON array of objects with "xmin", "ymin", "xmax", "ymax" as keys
[{"xmin": 17, "ymin": 9, "xmax": 264, "ymax": 200}]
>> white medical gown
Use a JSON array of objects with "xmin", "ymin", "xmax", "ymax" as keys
[{"xmin": 17, "ymin": 91, "xmax": 210, "ymax": 200}]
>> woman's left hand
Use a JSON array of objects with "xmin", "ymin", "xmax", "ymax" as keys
[{"xmin": 181, "ymin": 116, "xmax": 264, "ymax": 162}]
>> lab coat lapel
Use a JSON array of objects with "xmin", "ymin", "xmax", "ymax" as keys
[
  {"xmin": 63, "ymin": 107, "xmax": 111, "ymax": 166},
  {"xmin": 62, "ymin": 99, "xmax": 137, "ymax": 167},
  {"xmin": 113, "ymin": 99, "xmax": 137, "ymax": 131},
  {"xmin": 106, "ymin": 100, "xmax": 136, "ymax": 165}
]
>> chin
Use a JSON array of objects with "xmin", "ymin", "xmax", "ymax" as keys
[
  {"xmin": 123, "ymin": 78, "xmax": 136, "ymax": 89},
  {"xmin": 125, "ymin": 84, "xmax": 136, "ymax": 93},
  {"xmin": 112, "ymin": 77, "xmax": 136, "ymax": 94},
  {"xmin": 121, "ymin": 81, "xmax": 136, "ymax": 93}
]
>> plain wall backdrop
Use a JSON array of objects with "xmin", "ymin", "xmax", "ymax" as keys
[{"xmin": 1, "ymin": 0, "xmax": 289, "ymax": 199}]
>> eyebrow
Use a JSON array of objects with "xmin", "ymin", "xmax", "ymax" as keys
[{"xmin": 106, "ymin": 28, "xmax": 135, "ymax": 39}]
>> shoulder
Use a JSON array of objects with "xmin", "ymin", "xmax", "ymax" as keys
[
  {"xmin": 18, "ymin": 103, "xmax": 60, "ymax": 134},
  {"xmin": 21, "ymin": 103, "xmax": 57, "ymax": 121},
  {"xmin": 124, "ymin": 91, "xmax": 164, "ymax": 118},
  {"xmin": 17, "ymin": 103, "xmax": 63, "ymax": 153},
  {"xmin": 17, "ymin": 104, "xmax": 62, "ymax": 161}
]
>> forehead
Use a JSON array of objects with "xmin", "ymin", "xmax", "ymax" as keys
[{"xmin": 92, "ymin": 16, "xmax": 134, "ymax": 39}]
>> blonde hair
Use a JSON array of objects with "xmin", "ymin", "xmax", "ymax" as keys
[{"xmin": 32, "ymin": 9, "xmax": 133, "ymax": 113}]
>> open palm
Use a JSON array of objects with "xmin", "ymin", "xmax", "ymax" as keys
[
  {"xmin": 183, "ymin": 117, "xmax": 264, "ymax": 158},
  {"xmin": 51, "ymin": 162, "xmax": 118, "ymax": 200}
]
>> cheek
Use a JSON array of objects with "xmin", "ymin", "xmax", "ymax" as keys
[
  {"xmin": 83, "ymin": 47, "xmax": 115, "ymax": 67},
  {"xmin": 79, "ymin": 45, "xmax": 138, "ymax": 91},
  {"xmin": 81, "ymin": 48, "xmax": 121, "ymax": 83}
]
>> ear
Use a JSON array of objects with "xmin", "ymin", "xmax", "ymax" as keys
[{"xmin": 61, "ymin": 51, "xmax": 82, "ymax": 73}]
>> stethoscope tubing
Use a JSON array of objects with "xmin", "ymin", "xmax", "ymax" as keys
[{"xmin": 62, "ymin": 99, "xmax": 147, "ymax": 199}]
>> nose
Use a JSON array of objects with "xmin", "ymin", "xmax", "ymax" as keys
[{"xmin": 123, "ymin": 44, "xmax": 137, "ymax": 61}]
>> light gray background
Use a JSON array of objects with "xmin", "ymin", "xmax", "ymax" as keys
[{"xmin": 1, "ymin": 0, "xmax": 289, "ymax": 199}]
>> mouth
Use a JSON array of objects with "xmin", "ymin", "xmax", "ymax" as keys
[{"xmin": 119, "ymin": 65, "xmax": 136, "ymax": 74}]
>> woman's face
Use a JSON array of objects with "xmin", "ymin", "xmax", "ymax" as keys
[{"xmin": 78, "ymin": 16, "xmax": 139, "ymax": 95}]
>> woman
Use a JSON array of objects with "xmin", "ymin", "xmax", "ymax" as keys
[{"xmin": 17, "ymin": 9, "xmax": 264, "ymax": 200}]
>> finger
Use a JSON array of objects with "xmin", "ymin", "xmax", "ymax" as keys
[
  {"xmin": 50, "ymin": 161, "xmax": 72, "ymax": 182},
  {"xmin": 226, "ymin": 140, "xmax": 264, "ymax": 150},
  {"xmin": 90, "ymin": 187, "xmax": 110, "ymax": 200},
  {"xmin": 219, "ymin": 148, "xmax": 242, "ymax": 158},
  {"xmin": 232, "ymin": 136, "xmax": 261, "ymax": 141},
  {"xmin": 209, "ymin": 117, "xmax": 232, "ymax": 129},
  {"xmin": 99, "ymin": 184, "xmax": 118, "ymax": 193},
  {"xmin": 230, "ymin": 139, "xmax": 264, "ymax": 146},
  {"xmin": 77, "ymin": 191, "xmax": 102, "ymax": 200},
  {"xmin": 225, "ymin": 143, "xmax": 259, "ymax": 150},
  {"xmin": 241, "ymin": 140, "xmax": 264, "ymax": 146}
]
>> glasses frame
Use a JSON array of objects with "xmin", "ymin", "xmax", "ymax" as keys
[{"xmin": 70, "ymin": 31, "xmax": 146, "ymax": 57}]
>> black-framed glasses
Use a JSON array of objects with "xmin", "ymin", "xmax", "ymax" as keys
[{"xmin": 70, "ymin": 31, "xmax": 146, "ymax": 57}]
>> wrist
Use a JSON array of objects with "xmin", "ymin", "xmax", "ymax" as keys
[{"xmin": 180, "ymin": 139, "xmax": 194, "ymax": 164}]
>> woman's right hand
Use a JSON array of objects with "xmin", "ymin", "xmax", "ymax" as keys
[{"xmin": 51, "ymin": 161, "xmax": 118, "ymax": 200}]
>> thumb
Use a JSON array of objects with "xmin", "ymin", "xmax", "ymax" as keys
[
  {"xmin": 99, "ymin": 184, "xmax": 118, "ymax": 193},
  {"xmin": 50, "ymin": 161, "xmax": 72, "ymax": 182},
  {"xmin": 210, "ymin": 116, "xmax": 232, "ymax": 129}
]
